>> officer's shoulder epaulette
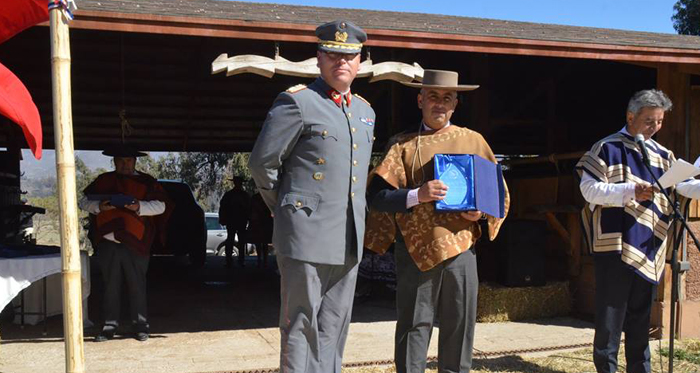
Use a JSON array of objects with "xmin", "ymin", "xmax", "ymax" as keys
[
  {"xmin": 286, "ymin": 84, "xmax": 307, "ymax": 94},
  {"xmin": 353, "ymin": 93, "xmax": 371, "ymax": 106}
]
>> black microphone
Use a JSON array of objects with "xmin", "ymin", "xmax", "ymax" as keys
[{"xmin": 634, "ymin": 134, "xmax": 651, "ymax": 167}]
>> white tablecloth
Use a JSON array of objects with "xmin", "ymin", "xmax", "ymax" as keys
[{"xmin": 0, "ymin": 252, "xmax": 91, "ymax": 325}]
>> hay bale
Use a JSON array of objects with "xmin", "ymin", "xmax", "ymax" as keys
[{"xmin": 477, "ymin": 281, "xmax": 571, "ymax": 322}]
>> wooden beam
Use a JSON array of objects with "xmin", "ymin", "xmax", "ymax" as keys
[
  {"xmin": 619, "ymin": 61, "xmax": 659, "ymax": 70},
  {"xmin": 676, "ymin": 64, "xmax": 700, "ymax": 76},
  {"xmin": 49, "ymin": 10, "xmax": 700, "ymax": 64}
]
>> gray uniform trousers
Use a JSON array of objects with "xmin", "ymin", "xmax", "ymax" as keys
[
  {"xmin": 95, "ymin": 240, "xmax": 150, "ymax": 332},
  {"xmin": 277, "ymin": 255, "xmax": 358, "ymax": 373},
  {"xmin": 277, "ymin": 204, "xmax": 359, "ymax": 373},
  {"xmin": 394, "ymin": 236, "xmax": 479, "ymax": 373}
]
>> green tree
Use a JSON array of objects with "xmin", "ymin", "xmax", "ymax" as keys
[{"xmin": 673, "ymin": 0, "xmax": 700, "ymax": 35}]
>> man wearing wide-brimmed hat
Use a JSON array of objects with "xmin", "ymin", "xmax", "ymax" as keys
[
  {"xmin": 218, "ymin": 175, "xmax": 251, "ymax": 268},
  {"xmin": 79, "ymin": 144, "xmax": 170, "ymax": 343},
  {"xmin": 364, "ymin": 70, "xmax": 509, "ymax": 373},
  {"xmin": 249, "ymin": 19, "xmax": 375, "ymax": 373}
]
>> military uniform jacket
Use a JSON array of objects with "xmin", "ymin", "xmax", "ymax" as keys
[{"xmin": 249, "ymin": 77, "xmax": 376, "ymax": 265}]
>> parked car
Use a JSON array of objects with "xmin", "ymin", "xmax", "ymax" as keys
[
  {"xmin": 205, "ymin": 212, "xmax": 227, "ymax": 256},
  {"xmin": 150, "ymin": 180, "xmax": 207, "ymax": 267},
  {"xmin": 205, "ymin": 212, "xmax": 256, "ymax": 257}
]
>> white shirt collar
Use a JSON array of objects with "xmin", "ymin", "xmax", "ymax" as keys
[
  {"xmin": 620, "ymin": 126, "xmax": 649, "ymax": 143},
  {"xmin": 422, "ymin": 121, "xmax": 451, "ymax": 132}
]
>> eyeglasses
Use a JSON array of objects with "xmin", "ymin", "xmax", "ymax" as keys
[{"xmin": 323, "ymin": 52, "xmax": 360, "ymax": 61}]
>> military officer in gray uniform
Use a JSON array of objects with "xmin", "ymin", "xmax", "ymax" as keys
[{"xmin": 248, "ymin": 20, "xmax": 375, "ymax": 373}]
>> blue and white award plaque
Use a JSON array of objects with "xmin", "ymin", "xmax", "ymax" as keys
[{"xmin": 433, "ymin": 154, "xmax": 505, "ymax": 218}]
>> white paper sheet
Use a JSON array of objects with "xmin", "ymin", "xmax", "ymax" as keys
[{"xmin": 658, "ymin": 158, "xmax": 700, "ymax": 189}]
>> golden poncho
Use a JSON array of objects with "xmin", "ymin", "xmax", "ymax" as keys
[{"xmin": 364, "ymin": 125, "xmax": 510, "ymax": 271}]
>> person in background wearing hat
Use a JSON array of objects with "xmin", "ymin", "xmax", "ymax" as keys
[
  {"xmin": 79, "ymin": 145, "xmax": 171, "ymax": 342},
  {"xmin": 364, "ymin": 70, "xmax": 509, "ymax": 373},
  {"xmin": 577, "ymin": 89, "xmax": 700, "ymax": 373},
  {"xmin": 248, "ymin": 19, "xmax": 375, "ymax": 373},
  {"xmin": 219, "ymin": 176, "xmax": 251, "ymax": 268}
]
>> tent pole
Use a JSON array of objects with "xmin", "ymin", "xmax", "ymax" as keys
[{"xmin": 49, "ymin": 6, "xmax": 85, "ymax": 373}]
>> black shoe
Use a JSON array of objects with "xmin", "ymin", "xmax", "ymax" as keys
[
  {"xmin": 94, "ymin": 329, "xmax": 115, "ymax": 342},
  {"xmin": 135, "ymin": 332, "xmax": 149, "ymax": 341}
]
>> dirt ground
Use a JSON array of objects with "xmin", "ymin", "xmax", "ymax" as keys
[{"xmin": 4, "ymin": 254, "xmax": 688, "ymax": 373}]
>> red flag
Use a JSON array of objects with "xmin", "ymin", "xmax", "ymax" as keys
[
  {"xmin": 0, "ymin": 0, "xmax": 48, "ymax": 159},
  {"xmin": 0, "ymin": 62, "xmax": 42, "ymax": 159},
  {"xmin": 0, "ymin": 0, "xmax": 49, "ymax": 44}
]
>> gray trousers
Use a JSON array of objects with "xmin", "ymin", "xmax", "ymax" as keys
[
  {"xmin": 394, "ymin": 239, "xmax": 479, "ymax": 373},
  {"xmin": 277, "ymin": 255, "xmax": 359, "ymax": 373},
  {"xmin": 95, "ymin": 240, "xmax": 150, "ymax": 333}
]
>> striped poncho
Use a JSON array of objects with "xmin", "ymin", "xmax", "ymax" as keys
[{"xmin": 576, "ymin": 132, "xmax": 681, "ymax": 283}]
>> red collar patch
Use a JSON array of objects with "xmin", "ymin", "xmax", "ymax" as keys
[{"xmin": 326, "ymin": 89, "xmax": 352, "ymax": 107}]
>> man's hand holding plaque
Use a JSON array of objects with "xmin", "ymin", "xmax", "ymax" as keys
[{"xmin": 417, "ymin": 180, "xmax": 448, "ymax": 202}]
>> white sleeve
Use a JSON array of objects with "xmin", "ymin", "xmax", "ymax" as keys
[
  {"xmin": 406, "ymin": 188, "xmax": 420, "ymax": 209},
  {"xmin": 78, "ymin": 197, "xmax": 101, "ymax": 215},
  {"xmin": 137, "ymin": 200, "xmax": 166, "ymax": 216},
  {"xmin": 676, "ymin": 179, "xmax": 700, "ymax": 200},
  {"xmin": 579, "ymin": 172, "xmax": 636, "ymax": 207}
]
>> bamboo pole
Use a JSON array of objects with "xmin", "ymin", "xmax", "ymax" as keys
[{"xmin": 49, "ymin": 7, "xmax": 85, "ymax": 373}]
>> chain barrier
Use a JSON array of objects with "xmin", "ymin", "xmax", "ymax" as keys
[{"xmin": 194, "ymin": 341, "xmax": 595, "ymax": 373}]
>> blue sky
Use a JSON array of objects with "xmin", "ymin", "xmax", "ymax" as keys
[{"xmin": 242, "ymin": 0, "xmax": 679, "ymax": 34}]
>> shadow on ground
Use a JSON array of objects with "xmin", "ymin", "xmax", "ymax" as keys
[
  {"xmin": 426, "ymin": 355, "xmax": 571, "ymax": 373},
  {"xmin": 0, "ymin": 253, "xmax": 397, "ymax": 340}
]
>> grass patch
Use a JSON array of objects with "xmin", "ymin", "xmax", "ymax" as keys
[{"xmin": 660, "ymin": 339, "xmax": 700, "ymax": 365}]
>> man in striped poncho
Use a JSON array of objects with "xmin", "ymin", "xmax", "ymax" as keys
[{"xmin": 577, "ymin": 89, "xmax": 700, "ymax": 373}]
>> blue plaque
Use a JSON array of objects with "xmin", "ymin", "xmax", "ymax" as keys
[
  {"xmin": 434, "ymin": 154, "xmax": 505, "ymax": 218},
  {"xmin": 86, "ymin": 194, "xmax": 137, "ymax": 208}
]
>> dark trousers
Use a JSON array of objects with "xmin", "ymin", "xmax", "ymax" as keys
[
  {"xmin": 394, "ymin": 238, "xmax": 479, "ymax": 373},
  {"xmin": 95, "ymin": 240, "xmax": 150, "ymax": 333},
  {"xmin": 593, "ymin": 255, "xmax": 655, "ymax": 373},
  {"xmin": 277, "ymin": 255, "xmax": 359, "ymax": 373},
  {"xmin": 254, "ymin": 242, "xmax": 270, "ymax": 267},
  {"xmin": 225, "ymin": 224, "xmax": 247, "ymax": 266}
]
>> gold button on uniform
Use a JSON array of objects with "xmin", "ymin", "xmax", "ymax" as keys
[
  {"xmin": 353, "ymin": 143, "xmax": 358, "ymax": 150},
  {"xmin": 372, "ymin": 136, "xmax": 376, "ymax": 141},
  {"xmin": 316, "ymin": 158, "xmax": 326, "ymax": 165},
  {"xmin": 353, "ymin": 160, "xmax": 358, "ymax": 166},
  {"xmin": 313, "ymin": 172, "xmax": 324, "ymax": 180},
  {"xmin": 322, "ymin": 130, "xmax": 328, "ymax": 136},
  {"xmin": 295, "ymin": 201, "xmax": 302, "ymax": 207},
  {"xmin": 347, "ymin": 112, "xmax": 352, "ymax": 118},
  {"xmin": 350, "ymin": 192, "xmax": 355, "ymax": 198},
  {"xmin": 352, "ymin": 176, "xmax": 357, "ymax": 183},
  {"xmin": 351, "ymin": 127, "xmax": 357, "ymax": 133}
]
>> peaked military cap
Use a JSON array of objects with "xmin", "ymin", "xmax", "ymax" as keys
[
  {"xmin": 102, "ymin": 144, "xmax": 147, "ymax": 158},
  {"xmin": 316, "ymin": 20, "xmax": 367, "ymax": 54}
]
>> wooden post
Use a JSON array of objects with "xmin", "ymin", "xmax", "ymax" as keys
[{"xmin": 49, "ymin": 7, "xmax": 85, "ymax": 373}]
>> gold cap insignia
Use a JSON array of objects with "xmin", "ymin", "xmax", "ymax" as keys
[{"xmin": 335, "ymin": 31, "xmax": 348, "ymax": 43}]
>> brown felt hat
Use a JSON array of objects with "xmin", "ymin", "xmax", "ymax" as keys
[
  {"xmin": 402, "ymin": 69, "xmax": 479, "ymax": 91},
  {"xmin": 102, "ymin": 144, "xmax": 147, "ymax": 158}
]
